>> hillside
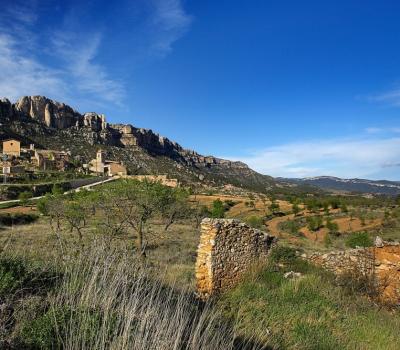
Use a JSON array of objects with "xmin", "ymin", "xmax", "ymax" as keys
[
  {"xmin": 0, "ymin": 96, "xmax": 276, "ymax": 192},
  {"xmin": 279, "ymin": 176, "xmax": 400, "ymax": 196}
]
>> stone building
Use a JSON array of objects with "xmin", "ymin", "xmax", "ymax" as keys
[
  {"xmin": 88, "ymin": 150, "xmax": 127, "ymax": 176},
  {"xmin": 195, "ymin": 218, "xmax": 276, "ymax": 298},
  {"xmin": 34, "ymin": 149, "xmax": 71, "ymax": 171},
  {"xmin": 2, "ymin": 139, "xmax": 21, "ymax": 157}
]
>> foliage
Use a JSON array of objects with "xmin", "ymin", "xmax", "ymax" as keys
[
  {"xmin": 0, "ymin": 213, "xmax": 38, "ymax": 226},
  {"xmin": 292, "ymin": 203, "xmax": 300, "ymax": 215},
  {"xmin": 211, "ymin": 199, "xmax": 225, "ymax": 218},
  {"xmin": 218, "ymin": 251, "xmax": 400, "ymax": 349},
  {"xmin": 245, "ymin": 215, "xmax": 264, "ymax": 229},
  {"xmin": 345, "ymin": 232, "xmax": 373, "ymax": 248},
  {"xmin": 0, "ymin": 256, "xmax": 58, "ymax": 298},
  {"xmin": 325, "ymin": 217, "xmax": 339, "ymax": 234},
  {"xmin": 18, "ymin": 191, "xmax": 32, "ymax": 206},
  {"xmin": 306, "ymin": 215, "xmax": 323, "ymax": 231}
]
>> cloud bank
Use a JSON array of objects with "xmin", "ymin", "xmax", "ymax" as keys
[{"xmin": 225, "ymin": 136, "xmax": 400, "ymax": 180}]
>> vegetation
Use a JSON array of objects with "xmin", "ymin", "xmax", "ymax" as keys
[
  {"xmin": 1, "ymin": 178, "xmax": 399, "ymax": 349},
  {"xmin": 345, "ymin": 232, "xmax": 374, "ymax": 248},
  {"xmin": 219, "ymin": 247, "xmax": 400, "ymax": 349}
]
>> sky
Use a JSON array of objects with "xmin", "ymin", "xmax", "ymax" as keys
[{"xmin": 0, "ymin": 0, "xmax": 399, "ymax": 181}]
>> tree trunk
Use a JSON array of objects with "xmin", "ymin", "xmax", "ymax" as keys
[{"xmin": 138, "ymin": 220, "xmax": 146, "ymax": 259}]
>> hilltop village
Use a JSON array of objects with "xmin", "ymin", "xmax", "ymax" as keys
[{"xmin": 0, "ymin": 138, "xmax": 127, "ymax": 178}]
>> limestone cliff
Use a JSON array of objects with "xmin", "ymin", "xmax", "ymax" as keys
[{"xmin": 0, "ymin": 95, "xmax": 275, "ymax": 191}]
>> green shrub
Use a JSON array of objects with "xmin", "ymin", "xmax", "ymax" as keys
[
  {"xmin": 211, "ymin": 199, "xmax": 225, "ymax": 218},
  {"xmin": 245, "ymin": 215, "xmax": 264, "ymax": 229},
  {"xmin": 0, "ymin": 257, "xmax": 58, "ymax": 298},
  {"xmin": 0, "ymin": 213, "xmax": 39, "ymax": 226},
  {"xmin": 306, "ymin": 215, "xmax": 323, "ymax": 231},
  {"xmin": 269, "ymin": 246, "xmax": 297, "ymax": 264},
  {"xmin": 345, "ymin": 232, "xmax": 373, "ymax": 248},
  {"xmin": 18, "ymin": 191, "xmax": 33, "ymax": 206}
]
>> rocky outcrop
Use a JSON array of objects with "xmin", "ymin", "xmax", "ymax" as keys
[
  {"xmin": 0, "ymin": 95, "xmax": 276, "ymax": 191},
  {"xmin": 15, "ymin": 96, "xmax": 82, "ymax": 129},
  {"xmin": 195, "ymin": 218, "xmax": 276, "ymax": 299},
  {"xmin": 0, "ymin": 98, "xmax": 14, "ymax": 121}
]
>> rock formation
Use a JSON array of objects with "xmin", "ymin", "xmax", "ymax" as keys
[{"xmin": 0, "ymin": 95, "xmax": 276, "ymax": 191}]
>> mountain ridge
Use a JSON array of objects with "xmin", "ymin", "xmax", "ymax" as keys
[
  {"xmin": 279, "ymin": 176, "xmax": 400, "ymax": 196},
  {"xmin": 0, "ymin": 95, "xmax": 275, "ymax": 192}
]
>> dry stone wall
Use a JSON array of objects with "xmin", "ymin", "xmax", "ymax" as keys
[
  {"xmin": 195, "ymin": 218, "xmax": 276, "ymax": 298},
  {"xmin": 302, "ymin": 239, "xmax": 400, "ymax": 303}
]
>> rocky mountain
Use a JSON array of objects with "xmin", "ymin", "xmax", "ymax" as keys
[
  {"xmin": 0, "ymin": 96, "xmax": 276, "ymax": 192},
  {"xmin": 280, "ymin": 176, "xmax": 400, "ymax": 196}
]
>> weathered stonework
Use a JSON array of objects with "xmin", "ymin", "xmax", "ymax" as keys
[
  {"xmin": 303, "ymin": 240, "xmax": 400, "ymax": 303},
  {"xmin": 195, "ymin": 218, "xmax": 276, "ymax": 298}
]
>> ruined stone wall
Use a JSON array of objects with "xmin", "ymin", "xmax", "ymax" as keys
[
  {"xmin": 302, "ymin": 240, "xmax": 400, "ymax": 303},
  {"xmin": 195, "ymin": 218, "xmax": 276, "ymax": 298}
]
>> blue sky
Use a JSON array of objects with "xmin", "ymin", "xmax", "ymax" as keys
[{"xmin": 0, "ymin": 0, "xmax": 399, "ymax": 180}]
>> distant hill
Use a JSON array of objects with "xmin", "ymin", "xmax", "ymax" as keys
[
  {"xmin": 279, "ymin": 176, "xmax": 400, "ymax": 196},
  {"xmin": 0, "ymin": 95, "xmax": 276, "ymax": 192}
]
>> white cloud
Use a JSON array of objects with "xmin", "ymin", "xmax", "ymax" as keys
[
  {"xmin": 150, "ymin": 0, "xmax": 192, "ymax": 55},
  {"xmin": 224, "ymin": 137, "xmax": 400, "ymax": 179},
  {"xmin": 0, "ymin": 33, "xmax": 67, "ymax": 101},
  {"xmin": 369, "ymin": 88, "xmax": 400, "ymax": 106},
  {"xmin": 50, "ymin": 31, "xmax": 125, "ymax": 106},
  {"xmin": 0, "ymin": 0, "xmax": 192, "ymax": 108}
]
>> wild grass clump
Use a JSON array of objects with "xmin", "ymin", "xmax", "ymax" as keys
[{"xmin": 12, "ymin": 242, "xmax": 264, "ymax": 350}]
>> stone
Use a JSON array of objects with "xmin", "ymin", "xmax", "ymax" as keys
[
  {"xmin": 375, "ymin": 236, "xmax": 384, "ymax": 248},
  {"xmin": 284, "ymin": 271, "xmax": 303, "ymax": 279},
  {"xmin": 195, "ymin": 218, "xmax": 276, "ymax": 299}
]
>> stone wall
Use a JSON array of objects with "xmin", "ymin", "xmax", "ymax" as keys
[
  {"xmin": 195, "ymin": 218, "xmax": 276, "ymax": 298},
  {"xmin": 302, "ymin": 239, "xmax": 400, "ymax": 303}
]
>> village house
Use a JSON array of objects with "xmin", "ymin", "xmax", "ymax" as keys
[
  {"xmin": 2, "ymin": 139, "xmax": 21, "ymax": 158},
  {"xmin": 88, "ymin": 150, "xmax": 127, "ymax": 176},
  {"xmin": 34, "ymin": 149, "xmax": 71, "ymax": 171},
  {"xmin": 1, "ymin": 161, "xmax": 25, "ymax": 177}
]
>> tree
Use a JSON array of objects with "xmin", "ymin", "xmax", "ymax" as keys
[
  {"xmin": 269, "ymin": 200, "xmax": 280, "ymax": 214},
  {"xmin": 97, "ymin": 180, "xmax": 189, "ymax": 258},
  {"xmin": 307, "ymin": 216, "xmax": 323, "ymax": 232},
  {"xmin": 18, "ymin": 191, "xmax": 32, "ymax": 207},
  {"xmin": 211, "ymin": 199, "xmax": 225, "ymax": 218},
  {"xmin": 161, "ymin": 188, "xmax": 191, "ymax": 231},
  {"xmin": 292, "ymin": 203, "xmax": 300, "ymax": 215},
  {"xmin": 326, "ymin": 217, "xmax": 339, "ymax": 235},
  {"xmin": 194, "ymin": 204, "xmax": 211, "ymax": 228}
]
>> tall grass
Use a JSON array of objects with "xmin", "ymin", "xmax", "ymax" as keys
[{"xmin": 19, "ymin": 242, "xmax": 265, "ymax": 350}]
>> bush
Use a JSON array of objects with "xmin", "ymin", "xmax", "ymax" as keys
[
  {"xmin": 0, "ymin": 213, "xmax": 39, "ymax": 226},
  {"xmin": 269, "ymin": 246, "xmax": 297, "ymax": 264},
  {"xmin": 245, "ymin": 216, "xmax": 264, "ymax": 229},
  {"xmin": 211, "ymin": 199, "xmax": 225, "ymax": 218},
  {"xmin": 345, "ymin": 232, "xmax": 373, "ymax": 248},
  {"xmin": 306, "ymin": 216, "xmax": 323, "ymax": 231},
  {"xmin": 0, "ymin": 257, "xmax": 58, "ymax": 298},
  {"xmin": 18, "ymin": 191, "xmax": 33, "ymax": 206}
]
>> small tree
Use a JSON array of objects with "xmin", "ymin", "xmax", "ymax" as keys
[
  {"xmin": 162, "ymin": 188, "xmax": 191, "ymax": 231},
  {"xmin": 18, "ymin": 191, "xmax": 33, "ymax": 207},
  {"xmin": 211, "ymin": 199, "xmax": 225, "ymax": 218},
  {"xmin": 292, "ymin": 203, "xmax": 300, "ymax": 215},
  {"xmin": 307, "ymin": 216, "xmax": 323, "ymax": 232},
  {"xmin": 326, "ymin": 217, "xmax": 339, "ymax": 235}
]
